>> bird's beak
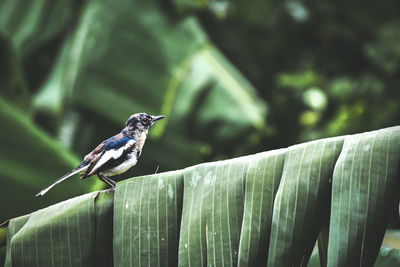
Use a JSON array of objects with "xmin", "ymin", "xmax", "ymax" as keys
[{"xmin": 151, "ymin": 115, "xmax": 165, "ymax": 123}]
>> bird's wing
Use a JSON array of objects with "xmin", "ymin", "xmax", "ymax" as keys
[
  {"xmin": 82, "ymin": 139, "xmax": 107, "ymax": 163},
  {"xmin": 84, "ymin": 134, "xmax": 136, "ymax": 177},
  {"xmin": 80, "ymin": 133, "xmax": 124, "ymax": 171},
  {"xmin": 36, "ymin": 133, "xmax": 117, "ymax": 196}
]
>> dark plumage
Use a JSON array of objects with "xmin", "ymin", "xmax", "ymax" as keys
[{"xmin": 36, "ymin": 113, "xmax": 164, "ymax": 196}]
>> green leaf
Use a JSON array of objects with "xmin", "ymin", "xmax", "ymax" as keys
[
  {"xmin": 114, "ymin": 170, "xmax": 183, "ymax": 266},
  {"xmin": 0, "ymin": 98, "xmax": 102, "ymax": 223},
  {"xmin": 2, "ymin": 126, "xmax": 400, "ymax": 266},
  {"xmin": 237, "ymin": 149, "xmax": 285, "ymax": 266},
  {"xmin": 170, "ymin": 0, "xmax": 230, "ymax": 18},
  {"xmin": 308, "ymin": 230, "xmax": 400, "ymax": 267},
  {"xmin": 94, "ymin": 190, "xmax": 114, "ymax": 266},
  {"xmin": 179, "ymin": 158, "xmax": 249, "ymax": 266},
  {"xmin": 0, "ymin": 35, "xmax": 28, "ymax": 107},
  {"xmin": 327, "ymin": 128, "xmax": 400, "ymax": 266},
  {"xmin": 4, "ymin": 214, "xmax": 29, "ymax": 266},
  {"xmin": 2, "ymin": 191, "xmax": 113, "ymax": 267},
  {"xmin": 4, "ymin": 192, "xmax": 99, "ymax": 266},
  {"xmin": 0, "ymin": 0, "xmax": 77, "ymax": 56},
  {"xmin": 267, "ymin": 136, "xmax": 344, "ymax": 266},
  {"xmin": 32, "ymin": 0, "xmax": 267, "ymax": 170}
]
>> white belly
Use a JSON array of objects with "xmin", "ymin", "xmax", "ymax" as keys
[{"xmin": 102, "ymin": 155, "xmax": 138, "ymax": 176}]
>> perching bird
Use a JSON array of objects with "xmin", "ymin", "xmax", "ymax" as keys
[{"xmin": 36, "ymin": 113, "xmax": 165, "ymax": 196}]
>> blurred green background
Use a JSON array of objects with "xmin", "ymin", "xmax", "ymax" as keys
[{"xmin": 0, "ymin": 0, "xmax": 399, "ymax": 223}]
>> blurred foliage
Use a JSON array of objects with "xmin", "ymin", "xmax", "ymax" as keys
[
  {"xmin": 191, "ymin": 0, "xmax": 400, "ymax": 145},
  {"xmin": 0, "ymin": 98, "xmax": 103, "ymax": 223},
  {"xmin": 0, "ymin": 0, "xmax": 399, "ymax": 223}
]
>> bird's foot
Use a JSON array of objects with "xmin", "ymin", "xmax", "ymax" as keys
[
  {"xmin": 98, "ymin": 173, "xmax": 117, "ymax": 192},
  {"xmin": 106, "ymin": 186, "xmax": 116, "ymax": 194}
]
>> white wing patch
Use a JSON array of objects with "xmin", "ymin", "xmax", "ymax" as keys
[{"xmin": 90, "ymin": 139, "xmax": 136, "ymax": 175}]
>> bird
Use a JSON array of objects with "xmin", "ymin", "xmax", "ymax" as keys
[{"xmin": 36, "ymin": 113, "xmax": 165, "ymax": 196}]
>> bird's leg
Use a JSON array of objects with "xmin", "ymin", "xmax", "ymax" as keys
[
  {"xmin": 97, "ymin": 173, "xmax": 116, "ymax": 193},
  {"xmin": 103, "ymin": 176, "xmax": 116, "ymax": 186}
]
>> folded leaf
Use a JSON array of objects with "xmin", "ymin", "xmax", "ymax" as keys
[{"xmin": 2, "ymin": 126, "xmax": 400, "ymax": 266}]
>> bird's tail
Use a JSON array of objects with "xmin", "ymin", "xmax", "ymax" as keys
[{"xmin": 35, "ymin": 165, "xmax": 89, "ymax": 197}]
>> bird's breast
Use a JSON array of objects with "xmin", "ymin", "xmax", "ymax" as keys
[
  {"xmin": 138, "ymin": 131, "xmax": 148, "ymax": 151},
  {"xmin": 102, "ymin": 152, "xmax": 138, "ymax": 176}
]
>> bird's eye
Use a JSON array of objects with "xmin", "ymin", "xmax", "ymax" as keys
[{"xmin": 141, "ymin": 117, "xmax": 151, "ymax": 125}]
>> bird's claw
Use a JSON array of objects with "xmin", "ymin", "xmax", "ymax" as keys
[{"xmin": 106, "ymin": 186, "xmax": 115, "ymax": 194}]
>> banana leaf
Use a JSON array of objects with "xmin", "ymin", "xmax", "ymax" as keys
[
  {"xmin": 0, "ymin": 0, "xmax": 77, "ymax": 57},
  {"xmin": 0, "ymin": 0, "xmax": 267, "ymax": 227},
  {"xmin": 0, "ymin": 0, "xmax": 268, "ymax": 190},
  {"xmin": 0, "ymin": 98, "xmax": 102, "ymax": 223},
  {"xmin": 30, "ymin": 0, "xmax": 266, "ymax": 172},
  {"xmin": 1, "ymin": 126, "xmax": 399, "ymax": 266}
]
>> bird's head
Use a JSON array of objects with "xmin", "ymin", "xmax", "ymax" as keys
[{"xmin": 124, "ymin": 113, "xmax": 165, "ymax": 134}]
